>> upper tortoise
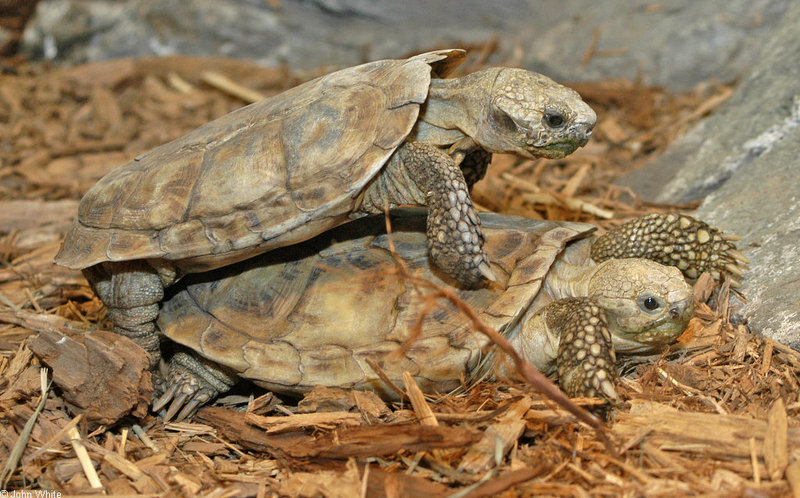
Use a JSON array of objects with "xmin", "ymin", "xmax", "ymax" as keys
[{"xmin": 55, "ymin": 49, "xmax": 596, "ymax": 365}]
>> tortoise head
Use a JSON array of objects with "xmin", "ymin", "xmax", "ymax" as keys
[
  {"xmin": 587, "ymin": 258, "xmax": 693, "ymax": 353},
  {"xmin": 474, "ymin": 68, "xmax": 596, "ymax": 159}
]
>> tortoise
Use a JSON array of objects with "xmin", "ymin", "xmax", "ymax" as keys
[
  {"xmin": 54, "ymin": 49, "xmax": 597, "ymax": 366},
  {"xmin": 152, "ymin": 210, "xmax": 747, "ymax": 420}
]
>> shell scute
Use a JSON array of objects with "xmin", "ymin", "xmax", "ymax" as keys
[
  {"xmin": 242, "ymin": 340, "xmax": 303, "ymax": 386},
  {"xmin": 299, "ymin": 345, "xmax": 365, "ymax": 387}
]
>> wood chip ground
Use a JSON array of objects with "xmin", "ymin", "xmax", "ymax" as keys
[{"xmin": 1, "ymin": 48, "xmax": 798, "ymax": 496}]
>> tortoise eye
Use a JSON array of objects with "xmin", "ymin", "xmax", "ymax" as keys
[
  {"xmin": 642, "ymin": 296, "xmax": 660, "ymax": 311},
  {"xmin": 543, "ymin": 112, "xmax": 565, "ymax": 129}
]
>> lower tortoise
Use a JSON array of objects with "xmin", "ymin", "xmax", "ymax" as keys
[{"xmin": 152, "ymin": 210, "xmax": 747, "ymax": 420}]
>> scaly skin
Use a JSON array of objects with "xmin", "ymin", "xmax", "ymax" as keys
[
  {"xmin": 84, "ymin": 261, "xmax": 164, "ymax": 366},
  {"xmin": 359, "ymin": 141, "xmax": 493, "ymax": 286},
  {"xmin": 591, "ymin": 213, "xmax": 748, "ymax": 285},
  {"xmin": 549, "ymin": 298, "xmax": 617, "ymax": 400}
]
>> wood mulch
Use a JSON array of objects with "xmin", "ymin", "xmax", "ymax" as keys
[{"xmin": 0, "ymin": 49, "xmax": 798, "ymax": 496}]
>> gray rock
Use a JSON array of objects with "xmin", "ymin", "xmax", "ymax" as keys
[
  {"xmin": 619, "ymin": 2, "xmax": 800, "ymax": 349},
  {"xmin": 21, "ymin": 0, "xmax": 788, "ymax": 91},
  {"xmin": 20, "ymin": 0, "xmax": 521, "ymax": 71},
  {"xmin": 515, "ymin": 0, "xmax": 788, "ymax": 91}
]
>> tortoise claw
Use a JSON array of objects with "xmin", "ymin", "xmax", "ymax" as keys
[
  {"xmin": 721, "ymin": 246, "xmax": 749, "ymax": 286},
  {"xmin": 152, "ymin": 382, "xmax": 180, "ymax": 413},
  {"xmin": 175, "ymin": 397, "xmax": 205, "ymax": 422},
  {"xmin": 598, "ymin": 378, "xmax": 619, "ymax": 401},
  {"xmin": 723, "ymin": 233, "xmax": 742, "ymax": 242},
  {"xmin": 166, "ymin": 384, "xmax": 218, "ymax": 422},
  {"xmin": 478, "ymin": 261, "xmax": 498, "ymax": 283},
  {"xmin": 725, "ymin": 263, "xmax": 744, "ymax": 277},
  {"xmin": 728, "ymin": 248, "xmax": 749, "ymax": 264},
  {"xmin": 163, "ymin": 387, "xmax": 217, "ymax": 422},
  {"xmin": 153, "ymin": 352, "xmax": 236, "ymax": 421},
  {"xmin": 164, "ymin": 392, "xmax": 192, "ymax": 422}
]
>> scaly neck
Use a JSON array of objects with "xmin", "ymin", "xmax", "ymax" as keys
[
  {"xmin": 412, "ymin": 69, "xmax": 499, "ymax": 146},
  {"xmin": 543, "ymin": 258, "xmax": 598, "ymax": 301}
]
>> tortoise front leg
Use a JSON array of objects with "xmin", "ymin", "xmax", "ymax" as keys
[
  {"xmin": 545, "ymin": 298, "xmax": 618, "ymax": 400},
  {"xmin": 360, "ymin": 141, "xmax": 495, "ymax": 287},
  {"xmin": 591, "ymin": 213, "xmax": 749, "ymax": 285},
  {"xmin": 509, "ymin": 296, "xmax": 618, "ymax": 400}
]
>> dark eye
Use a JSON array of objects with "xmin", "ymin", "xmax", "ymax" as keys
[
  {"xmin": 544, "ymin": 112, "xmax": 565, "ymax": 129},
  {"xmin": 643, "ymin": 296, "xmax": 660, "ymax": 311}
]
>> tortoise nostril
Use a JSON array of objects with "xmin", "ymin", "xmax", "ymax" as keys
[
  {"xmin": 573, "ymin": 123, "xmax": 594, "ymax": 141},
  {"xmin": 669, "ymin": 299, "xmax": 693, "ymax": 319}
]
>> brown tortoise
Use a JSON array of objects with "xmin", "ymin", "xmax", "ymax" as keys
[
  {"xmin": 150, "ymin": 210, "xmax": 747, "ymax": 421},
  {"xmin": 55, "ymin": 49, "xmax": 596, "ymax": 366}
]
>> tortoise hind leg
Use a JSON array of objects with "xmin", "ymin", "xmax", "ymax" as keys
[
  {"xmin": 591, "ymin": 213, "xmax": 749, "ymax": 285},
  {"xmin": 152, "ymin": 351, "xmax": 238, "ymax": 422},
  {"xmin": 84, "ymin": 261, "xmax": 165, "ymax": 367},
  {"xmin": 544, "ymin": 297, "xmax": 618, "ymax": 400}
]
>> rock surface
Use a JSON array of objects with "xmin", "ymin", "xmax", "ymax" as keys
[
  {"xmin": 21, "ymin": 0, "xmax": 787, "ymax": 90},
  {"xmin": 619, "ymin": 2, "xmax": 800, "ymax": 349}
]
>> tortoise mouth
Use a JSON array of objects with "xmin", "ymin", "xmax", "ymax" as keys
[
  {"xmin": 612, "ymin": 311, "xmax": 692, "ymax": 353},
  {"xmin": 645, "ymin": 316, "xmax": 689, "ymax": 342},
  {"xmin": 532, "ymin": 139, "xmax": 583, "ymax": 158}
]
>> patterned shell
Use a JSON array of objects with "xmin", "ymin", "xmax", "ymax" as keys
[
  {"xmin": 55, "ymin": 50, "xmax": 466, "ymax": 272},
  {"xmin": 156, "ymin": 211, "xmax": 593, "ymax": 398}
]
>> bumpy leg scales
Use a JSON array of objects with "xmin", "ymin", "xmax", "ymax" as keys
[
  {"xmin": 591, "ymin": 213, "xmax": 748, "ymax": 284},
  {"xmin": 545, "ymin": 297, "xmax": 618, "ymax": 400},
  {"xmin": 424, "ymin": 148, "xmax": 493, "ymax": 287},
  {"xmin": 84, "ymin": 261, "xmax": 165, "ymax": 367},
  {"xmin": 360, "ymin": 141, "xmax": 494, "ymax": 287},
  {"xmin": 152, "ymin": 351, "xmax": 238, "ymax": 421}
]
